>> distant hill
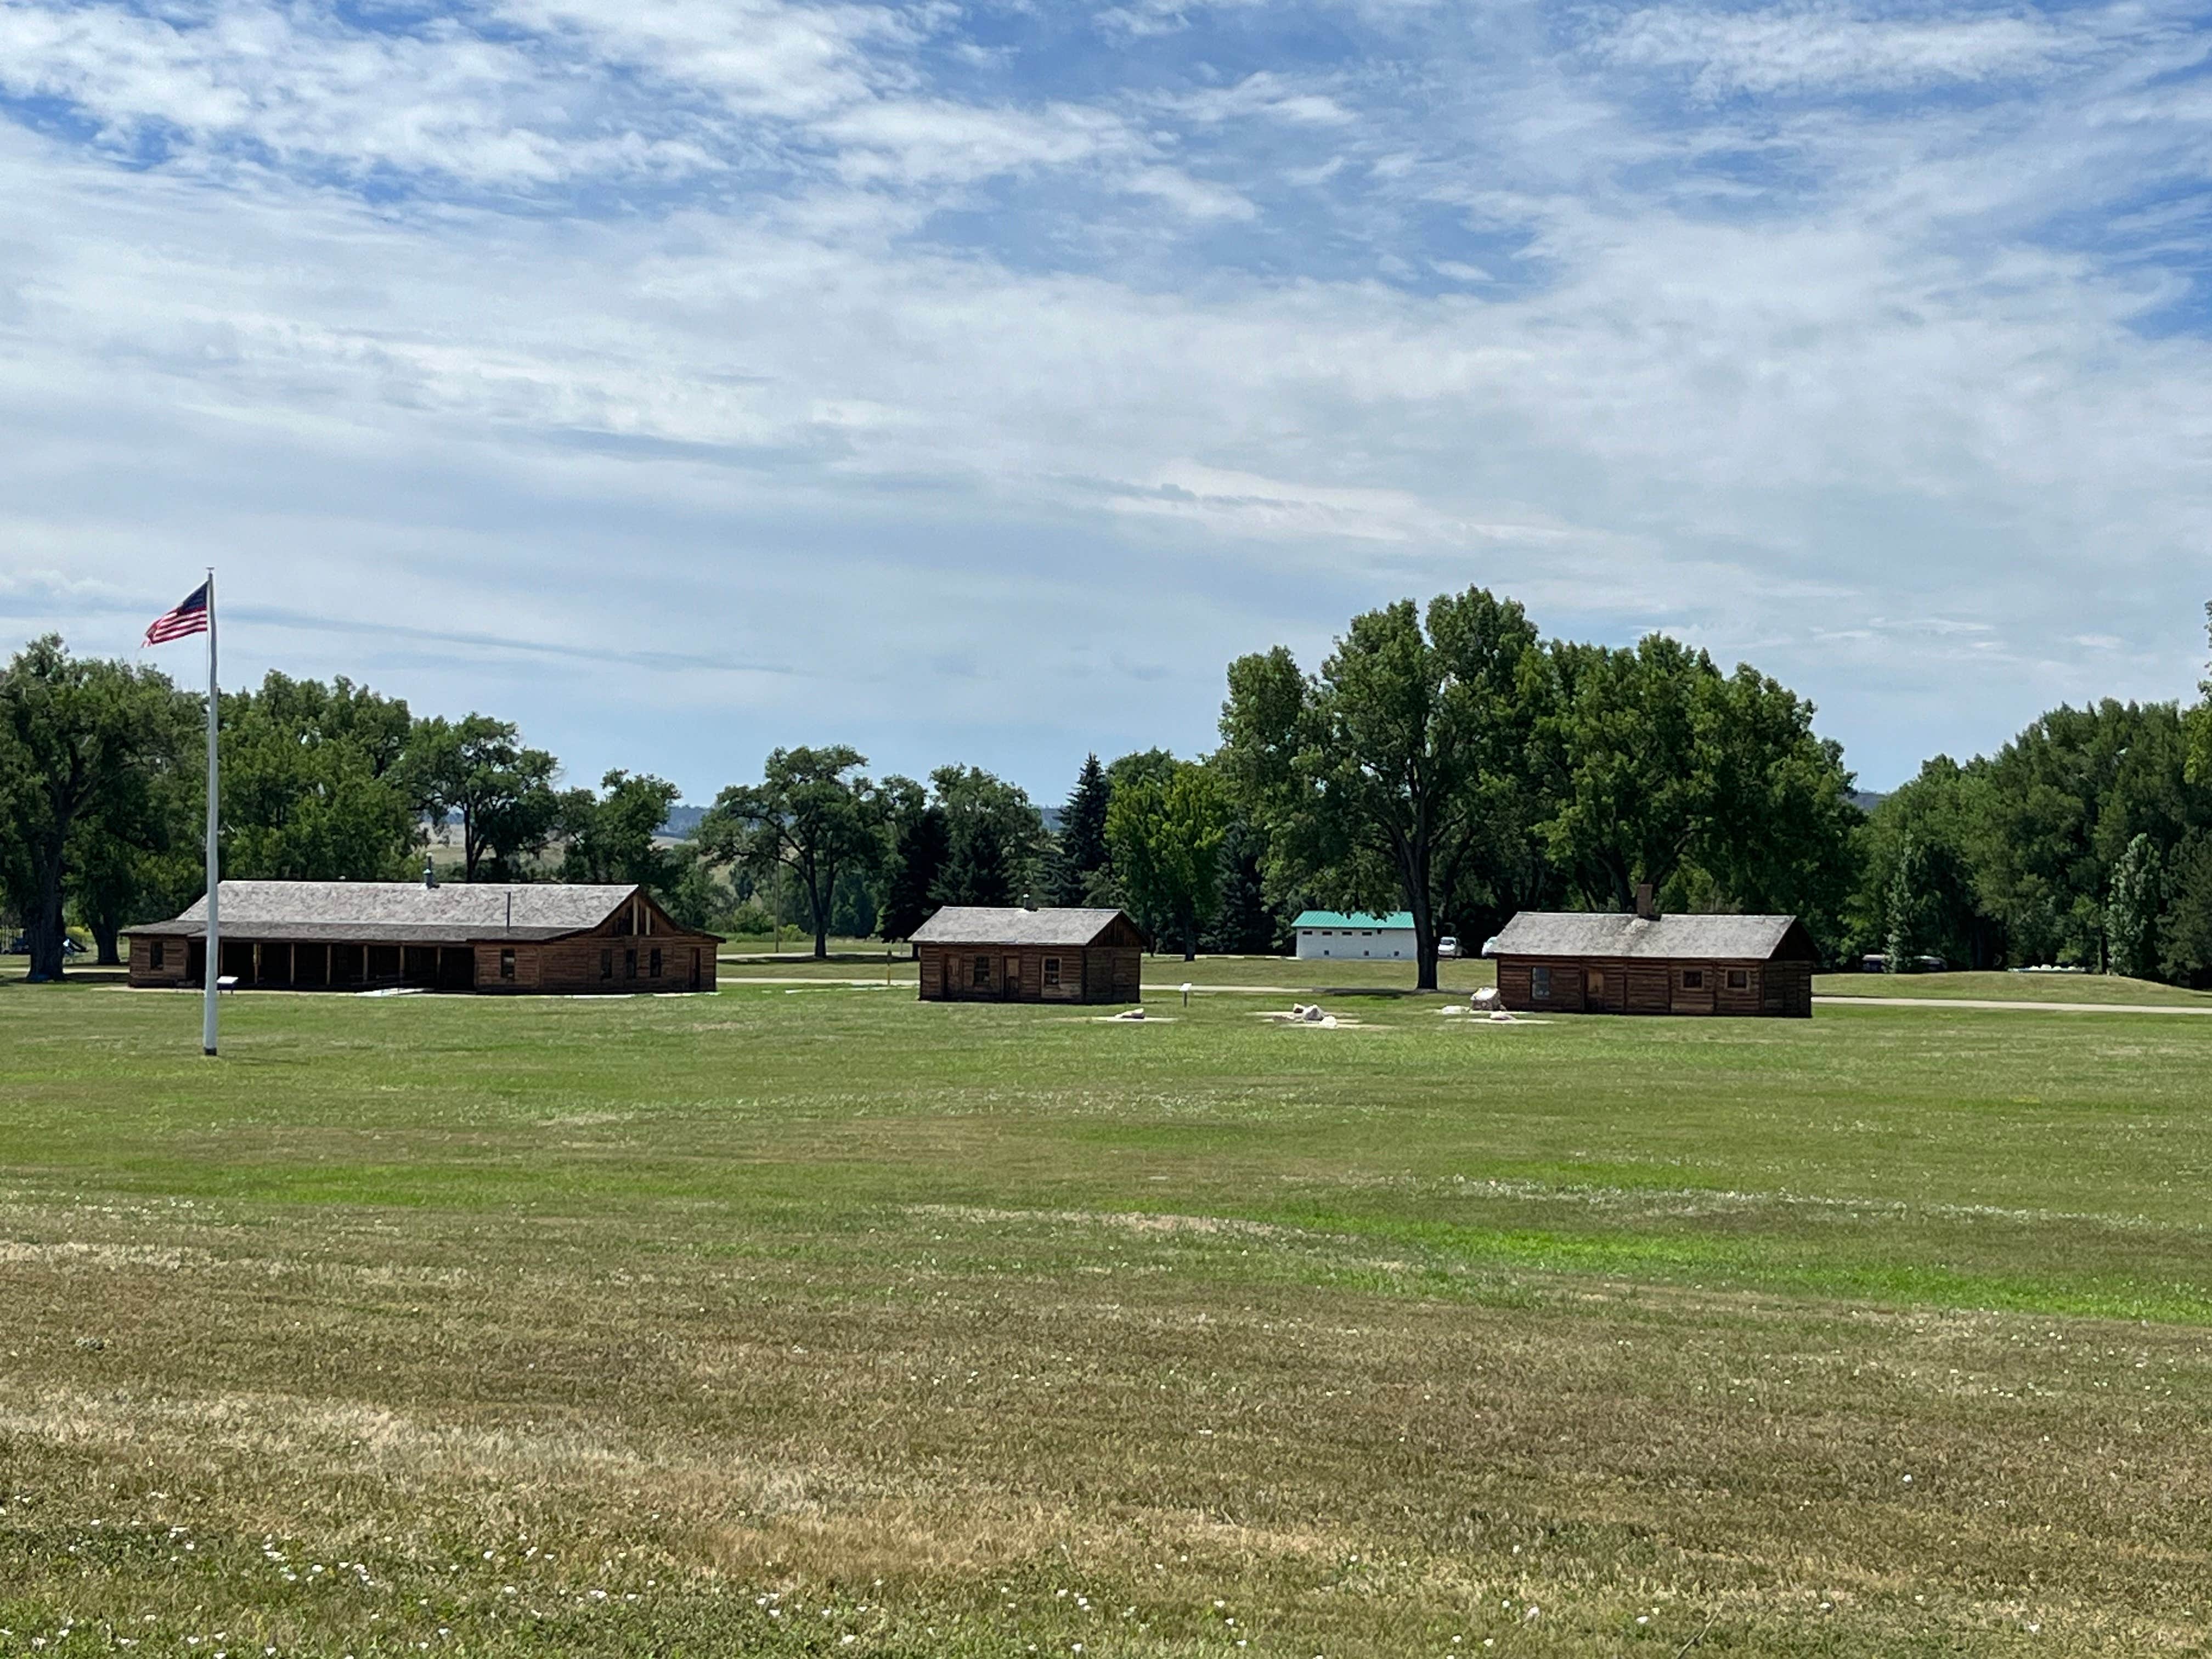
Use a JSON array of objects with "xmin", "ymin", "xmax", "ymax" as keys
[
  {"xmin": 660, "ymin": 804, "xmax": 708, "ymax": 839},
  {"xmin": 1848, "ymin": 791, "xmax": 1887, "ymax": 815}
]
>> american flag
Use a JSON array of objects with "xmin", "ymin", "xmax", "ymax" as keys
[{"xmin": 144, "ymin": 580, "xmax": 211, "ymax": 646}]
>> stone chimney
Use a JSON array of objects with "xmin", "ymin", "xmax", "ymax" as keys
[{"xmin": 1634, "ymin": 882, "xmax": 1657, "ymax": 920}]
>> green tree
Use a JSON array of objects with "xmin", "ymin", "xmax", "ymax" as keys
[
  {"xmin": 875, "ymin": 776, "xmax": 947, "ymax": 942},
  {"xmin": 929, "ymin": 764, "xmax": 1047, "ymax": 909},
  {"xmin": 2159, "ymin": 831, "xmax": 2212, "ymax": 986},
  {"xmin": 405, "ymin": 714, "xmax": 561, "ymax": 881},
  {"xmin": 0, "ymin": 637, "xmax": 193, "ymax": 980},
  {"xmin": 2107, "ymin": 832, "xmax": 2162, "ymax": 980},
  {"xmin": 1849, "ymin": 759, "xmax": 2000, "ymax": 969},
  {"xmin": 1883, "ymin": 832, "xmax": 1923, "ymax": 973},
  {"xmin": 1106, "ymin": 760, "xmax": 1228, "ymax": 960},
  {"xmin": 1203, "ymin": 815, "xmax": 1284, "ymax": 954},
  {"xmin": 698, "ymin": 747, "xmax": 881, "ymax": 959},
  {"xmin": 1972, "ymin": 700, "xmax": 2209, "ymax": 969},
  {"xmin": 1537, "ymin": 636, "xmax": 1709, "ymax": 911},
  {"xmin": 2187, "ymin": 603, "xmax": 2212, "ymax": 788},
  {"xmin": 222, "ymin": 673, "xmax": 421, "ymax": 883},
  {"xmin": 558, "ymin": 770, "xmax": 680, "ymax": 890},
  {"xmin": 1537, "ymin": 635, "xmax": 1859, "ymax": 953},
  {"xmin": 659, "ymin": 841, "xmax": 730, "ymax": 933},
  {"xmin": 1218, "ymin": 588, "xmax": 1545, "ymax": 991},
  {"xmin": 1051, "ymin": 753, "xmax": 1112, "ymax": 906}
]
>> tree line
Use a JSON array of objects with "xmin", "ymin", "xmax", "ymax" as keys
[{"xmin": 7, "ymin": 590, "xmax": 2212, "ymax": 987}]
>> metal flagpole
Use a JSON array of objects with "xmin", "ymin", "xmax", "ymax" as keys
[{"xmin": 202, "ymin": 569, "xmax": 220, "ymax": 1058}]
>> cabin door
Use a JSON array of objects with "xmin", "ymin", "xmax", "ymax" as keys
[
  {"xmin": 1585, "ymin": 967, "xmax": 1607, "ymax": 1011},
  {"xmin": 1002, "ymin": 954, "xmax": 1022, "ymax": 1000}
]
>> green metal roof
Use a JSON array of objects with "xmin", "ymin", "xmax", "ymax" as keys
[{"xmin": 1291, "ymin": 911, "xmax": 1415, "ymax": 929}]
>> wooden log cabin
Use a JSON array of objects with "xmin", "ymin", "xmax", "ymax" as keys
[
  {"xmin": 1491, "ymin": 905, "xmax": 1817, "ymax": 1018},
  {"xmin": 125, "ymin": 878, "xmax": 720, "ymax": 995},
  {"xmin": 910, "ymin": 906, "xmax": 1145, "ymax": 1005}
]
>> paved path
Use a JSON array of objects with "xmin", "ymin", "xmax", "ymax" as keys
[
  {"xmin": 721, "ymin": 974, "xmax": 2212, "ymax": 1016},
  {"xmin": 1814, "ymin": 994, "xmax": 2212, "ymax": 1015}
]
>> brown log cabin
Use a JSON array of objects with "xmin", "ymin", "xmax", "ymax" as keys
[
  {"xmin": 1491, "ymin": 906, "xmax": 1816, "ymax": 1018},
  {"xmin": 910, "ymin": 906, "xmax": 1145, "ymax": 1005},
  {"xmin": 125, "ymin": 879, "xmax": 720, "ymax": 994}
]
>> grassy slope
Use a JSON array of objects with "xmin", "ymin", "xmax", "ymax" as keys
[{"xmin": 3, "ymin": 984, "xmax": 2211, "ymax": 1655}]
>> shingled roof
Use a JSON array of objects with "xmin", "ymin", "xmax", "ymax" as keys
[
  {"xmin": 910, "ymin": 906, "xmax": 1137, "ymax": 948},
  {"xmin": 128, "ymin": 881, "xmax": 647, "ymax": 944},
  {"xmin": 1490, "ymin": 911, "xmax": 1815, "ymax": 962}
]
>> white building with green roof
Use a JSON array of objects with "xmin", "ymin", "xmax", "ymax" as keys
[{"xmin": 1292, "ymin": 910, "xmax": 1416, "ymax": 960}]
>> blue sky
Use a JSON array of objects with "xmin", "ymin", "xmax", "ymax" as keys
[{"xmin": 3, "ymin": 0, "xmax": 2210, "ymax": 804}]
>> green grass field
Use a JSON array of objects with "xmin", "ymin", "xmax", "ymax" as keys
[{"xmin": 4, "ymin": 977, "xmax": 2211, "ymax": 1656}]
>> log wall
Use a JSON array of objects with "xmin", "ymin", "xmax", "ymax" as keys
[
  {"xmin": 1496, "ymin": 956, "xmax": 1812, "ymax": 1018},
  {"xmin": 917, "ymin": 943, "xmax": 1140, "ymax": 1005}
]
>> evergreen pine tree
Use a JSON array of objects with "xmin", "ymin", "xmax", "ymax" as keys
[
  {"xmin": 878, "ymin": 805, "xmax": 949, "ymax": 941},
  {"xmin": 1053, "ymin": 754, "xmax": 1111, "ymax": 906}
]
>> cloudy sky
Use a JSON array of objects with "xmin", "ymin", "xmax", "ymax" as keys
[{"xmin": 2, "ymin": 0, "xmax": 2208, "ymax": 802}]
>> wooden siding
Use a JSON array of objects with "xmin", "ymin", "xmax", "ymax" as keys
[
  {"xmin": 1497, "ymin": 953, "xmax": 1812, "ymax": 1018},
  {"xmin": 124, "ymin": 909, "xmax": 719, "ymax": 996},
  {"xmin": 917, "ymin": 943, "xmax": 1140, "ymax": 1005}
]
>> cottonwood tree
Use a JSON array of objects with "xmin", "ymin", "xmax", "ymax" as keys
[
  {"xmin": 223, "ymin": 673, "xmax": 421, "ymax": 882},
  {"xmin": 1105, "ymin": 759, "xmax": 1227, "ymax": 960},
  {"xmin": 1537, "ymin": 635, "xmax": 1718, "ymax": 911},
  {"xmin": 405, "ymin": 714, "xmax": 561, "ymax": 881},
  {"xmin": 699, "ymin": 746, "xmax": 882, "ymax": 959},
  {"xmin": 1219, "ymin": 588, "xmax": 1545, "ymax": 991},
  {"xmin": 560, "ymin": 770, "xmax": 681, "ymax": 891},
  {"xmin": 1971, "ymin": 699, "xmax": 2209, "ymax": 969},
  {"xmin": 0, "ymin": 638, "xmax": 192, "ymax": 980},
  {"xmin": 1540, "ymin": 636, "xmax": 1858, "ymax": 945}
]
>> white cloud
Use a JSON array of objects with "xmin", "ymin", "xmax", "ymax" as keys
[
  {"xmin": 2, "ymin": 0, "xmax": 2211, "ymax": 793},
  {"xmin": 0, "ymin": 1, "xmax": 711, "ymax": 184},
  {"xmin": 823, "ymin": 98, "xmax": 1138, "ymax": 183},
  {"xmin": 1599, "ymin": 4, "xmax": 2091, "ymax": 99}
]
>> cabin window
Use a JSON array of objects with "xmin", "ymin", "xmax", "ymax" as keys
[
  {"xmin": 625, "ymin": 949, "xmax": 637, "ymax": 980},
  {"xmin": 972, "ymin": 955, "xmax": 992, "ymax": 986},
  {"xmin": 650, "ymin": 948, "xmax": 662, "ymax": 978},
  {"xmin": 1043, "ymin": 957, "xmax": 1062, "ymax": 987},
  {"xmin": 151, "ymin": 940, "xmax": 166, "ymax": 970},
  {"xmin": 500, "ymin": 948, "xmax": 516, "ymax": 981},
  {"xmin": 1531, "ymin": 966, "xmax": 1552, "ymax": 1000},
  {"xmin": 600, "ymin": 949, "xmax": 613, "ymax": 980},
  {"xmin": 1681, "ymin": 969, "xmax": 1703, "ymax": 990},
  {"xmin": 1726, "ymin": 968, "xmax": 1750, "ymax": 990}
]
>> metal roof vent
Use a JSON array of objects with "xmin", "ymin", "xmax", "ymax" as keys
[{"xmin": 423, "ymin": 857, "xmax": 438, "ymax": 890}]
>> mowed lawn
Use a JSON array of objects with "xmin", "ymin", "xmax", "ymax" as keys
[{"xmin": 3, "ymin": 983, "xmax": 2211, "ymax": 1656}]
